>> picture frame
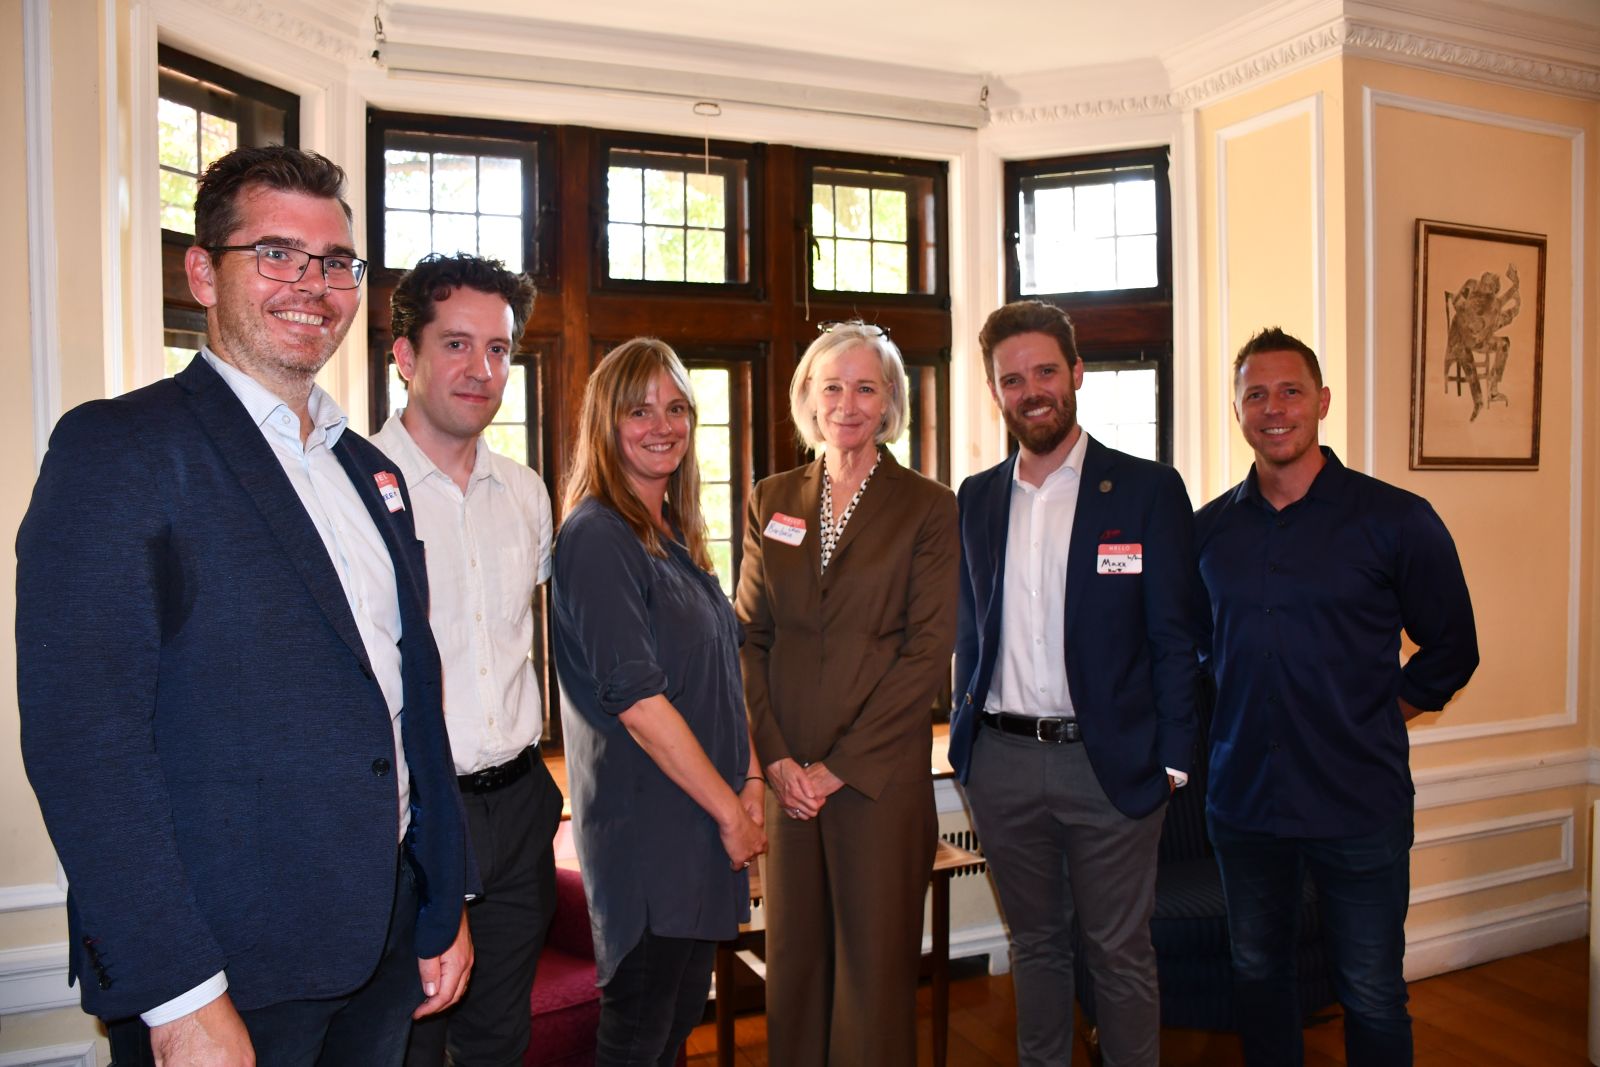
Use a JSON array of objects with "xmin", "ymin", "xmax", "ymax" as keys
[{"xmin": 1410, "ymin": 219, "xmax": 1546, "ymax": 470}]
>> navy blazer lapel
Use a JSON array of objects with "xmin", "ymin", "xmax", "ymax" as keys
[
  {"xmin": 177, "ymin": 357, "xmax": 373, "ymax": 674},
  {"xmin": 333, "ymin": 439, "xmax": 428, "ymax": 624},
  {"xmin": 981, "ymin": 453, "xmax": 1017, "ymax": 649},
  {"xmin": 1065, "ymin": 437, "xmax": 1115, "ymax": 640}
]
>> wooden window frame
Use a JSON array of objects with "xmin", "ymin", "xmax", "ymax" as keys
[
  {"xmin": 366, "ymin": 109, "xmax": 558, "ymax": 291},
  {"xmin": 1004, "ymin": 146, "xmax": 1172, "ymax": 306},
  {"xmin": 1004, "ymin": 147, "xmax": 1174, "ymax": 467},
  {"xmin": 593, "ymin": 132, "xmax": 764, "ymax": 299},
  {"xmin": 157, "ymin": 46, "xmax": 299, "ymax": 334},
  {"xmin": 802, "ymin": 149, "xmax": 948, "ymax": 308},
  {"xmin": 1077, "ymin": 344, "xmax": 1174, "ymax": 466}
]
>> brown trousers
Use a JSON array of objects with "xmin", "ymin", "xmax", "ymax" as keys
[{"xmin": 761, "ymin": 778, "xmax": 937, "ymax": 1067}]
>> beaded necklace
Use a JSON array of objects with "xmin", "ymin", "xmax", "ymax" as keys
[{"xmin": 819, "ymin": 451, "xmax": 881, "ymax": 573}]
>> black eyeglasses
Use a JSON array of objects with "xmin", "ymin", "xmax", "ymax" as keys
[
  {"xmin": 817, "ymin": 320, "xmax": 890, "ymax": 338},
  {"xmin": 207, "ymin": 243, "xmax": 368, "ymax": 290}
]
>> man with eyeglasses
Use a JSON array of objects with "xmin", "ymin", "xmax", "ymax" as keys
[{"xmin": 18, "ymin": 145, "xmax": 476, "ymax": 1067}]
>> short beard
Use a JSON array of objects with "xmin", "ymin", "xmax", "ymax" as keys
[{"xmin": 1002, "ymin": 396, "xmax": 1076, "ymax": 456}]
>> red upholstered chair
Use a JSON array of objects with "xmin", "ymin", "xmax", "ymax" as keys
[
  {"xmin": 525, "ymin": 866, "xmax": 602, "ymax": 1067},
  {"xmin": 525, "ymin": 865, "xmax": 691, "ymax": 1067}
]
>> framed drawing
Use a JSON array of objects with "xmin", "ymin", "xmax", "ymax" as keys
[{"xmin": 1410, "ymin": 219, "xmax": 1546, "ymax": 469}]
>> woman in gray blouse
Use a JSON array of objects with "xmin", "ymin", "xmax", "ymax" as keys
[{"xmin": 552, "ymin": 337, "xmax": 767, "ymax": 1067}]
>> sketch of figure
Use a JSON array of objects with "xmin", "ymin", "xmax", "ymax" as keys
[{"xmin": 1446, "ymin": 263, "xmax": 1521, "ymax": 421}]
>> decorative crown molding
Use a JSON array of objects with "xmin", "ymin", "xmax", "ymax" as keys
[
  {"xmin": 1341, "ymin": 23, "xmax": 1600, "ymax": 98},
  {"xmin": 164, "ymin": 0, "xmax": 366, "ymax": 63},
  {"xmin": 989, "ymin": 14, "xmax": 1599, "ymax": 126}
]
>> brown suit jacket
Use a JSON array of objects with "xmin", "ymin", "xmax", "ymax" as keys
[{"xmin": 735, "ymin": 450, "xmax": 959, "ymax": 799}]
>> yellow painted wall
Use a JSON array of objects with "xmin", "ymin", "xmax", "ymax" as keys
[
  {"xmin": 1195, "ymin": 59, "xmax": 1349, "ymax": 495},
  {"xmin": 1344, "ymin": 55, "xmax": 1599, "ymax": 948},
  {"xmin": 1, "ymin": 1, "xmax": 122, "ymax": 1057}
]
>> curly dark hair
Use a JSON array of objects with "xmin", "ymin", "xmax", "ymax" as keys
[
  {"xmin": 390, "ymin": 253, "xmax": 538, "ymax": 348},
  {"xmin": 977, "ymin": 300, "xmax": 1080, "ymax": 380},
  {"xmin": 193, "ymin": 145, "xmax": 351, "ymax": 250}
]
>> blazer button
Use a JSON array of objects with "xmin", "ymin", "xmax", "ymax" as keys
[
  {"xmin": 98, "ymin": 975, "xmax": 113, "ymax": 989},
  {"xmin": 372, "ymin": 758, "xmax": 391, "ymax": 777}
]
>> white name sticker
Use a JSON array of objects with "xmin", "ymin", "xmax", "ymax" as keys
[
  {"xmin": 374, "ymin": 471, "xmax": 405, "ymax": 513},
  {"xmin": 1097, "ymin": 542, "xmax": 1142, "ymax": 575},
  {"xmin": 763, "ymin": 512, "xmax": 807, "ymax": 547}
]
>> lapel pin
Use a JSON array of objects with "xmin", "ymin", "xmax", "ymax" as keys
[{"xmin": 1099, "ymin": 479, "xmax": 1113, "ymax": 494}]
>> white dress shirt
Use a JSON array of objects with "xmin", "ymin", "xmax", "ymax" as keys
[
  {"xmin": 144, "ymin": 351, "xmax": 410, "ymax": 1027},
  {"xmin": 984, "ymin": 429, "xmax": 1186, "ymax": 789},
  {"xmin": 986, "ymin": 430, "xmax": 1087, "ymax": 719},
  {"xmin": 372, "ymin": 414, "xmax": 554, "ymax": 774}
]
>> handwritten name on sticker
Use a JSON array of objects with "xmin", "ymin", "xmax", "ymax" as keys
[
  {"xmin": 374, "ymin": 471, "xmax": 405, "ymax": 513},
  {"xmin": 763, "ymin": 512, "xmax": 806, "ymax": 547},
  {"xmin": 1097, "ymin": 542, "xmax": 1142, "ymax": 575}
]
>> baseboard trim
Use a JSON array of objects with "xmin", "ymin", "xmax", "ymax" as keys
[
  {"xmin": 0, "ymin": 1043, "xmax": 97, "ymax": 1067},
  {"xmin": 0, "ymin": 943, "xmax": 76, "ymax": 1017},
  {"xmin": 927, "ymin": 919, "xmax": 1011, "ymax": 976},
  {"xmin": 1403, "ymin": 888, "xmax": 1588, "ymax": 981}
]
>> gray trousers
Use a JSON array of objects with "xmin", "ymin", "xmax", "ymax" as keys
[{"xmin": 965, "ymin": 726, "xmax": 1165, "ymax": 1067}]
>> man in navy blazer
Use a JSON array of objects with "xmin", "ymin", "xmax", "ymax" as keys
[
  {"xmin": 951, "ymin": 301, "xmax": 1205, "ymax": 1066},
  {"xmin": 17, "ymin": 147, "xmax": 476, "ymax": 1066}
]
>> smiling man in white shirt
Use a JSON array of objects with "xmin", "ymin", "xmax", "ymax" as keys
[
  {"xmin": 373, "ymin": 254, "xmax": 562, "ymax": 1067},
  {"xmin": 949, "ymin": 300, "xmax": 1205, "ymax": 1067}
]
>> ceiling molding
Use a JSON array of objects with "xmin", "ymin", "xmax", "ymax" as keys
[
  {"xmin": 379, "ymin": 42, "xmax": 988, "ymax": 128},
  {"xmin": 166, "ymin": 0, "xmax": 1598, "ymax": 126},
  {"xmin": 990, "ymin": 10, "xmax": 1600, "ymax": 126},
  {"xmin": 379, "ymin": 4, "xmax": 985, "ymax": 108},
  {"xmin": 1341, "ymin": 23, "xmax": 1600, "ymax": 98},
  {"xmin": 168, "ymin": 0, "xmax": 367, "ymax": 63}
]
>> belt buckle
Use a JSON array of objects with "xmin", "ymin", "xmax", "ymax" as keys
[{"xmin": 1035, "ymin": 718, "xmax": 1057, "ymax": 744}]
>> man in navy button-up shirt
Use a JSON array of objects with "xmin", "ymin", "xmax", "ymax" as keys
[{"xmin": 1195, "ymin": 328, "xmax": 1478, "ymax": 1067}]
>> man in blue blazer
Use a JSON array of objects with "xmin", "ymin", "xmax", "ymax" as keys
[
  {"xmin": 951, "ymin": 300, "xmax": 1205, "ymax": 1066},
  {"xmin": 17, "ymin": 146, "xmax": 476, "ymax": 1067}
]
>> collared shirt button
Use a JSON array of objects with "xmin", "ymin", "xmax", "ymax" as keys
[
  {"xmin": 475, "ymin": 612, "xmax": 483, "ymax": 622},
  {"xmin": 479, "ymin": 666, "xmax": 488, "ymax": 676},
  {"xmin": 1265, "ymin": 606, "xmax": 1274, "ymax": 614},
  {"xmin": 470, "ymin": 558, "xmax": 477, "ymax": 568}
]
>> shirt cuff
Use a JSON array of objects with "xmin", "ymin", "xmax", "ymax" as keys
[
  {"xmin": 1165, "ymin": 767, "xmax": 1189, "ymax": 789},
  {"xmin": 140, "ymin": 972, "xmax": 228, "ymax": 1027}
]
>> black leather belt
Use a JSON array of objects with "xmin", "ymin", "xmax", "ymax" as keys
[
  {"xmin": 980, "ymin": 712, "xmax": 1081, "ymax": 744},
  {"xmin": 457, "ymin": 746, "xmax": 537, "ymax": 794}
]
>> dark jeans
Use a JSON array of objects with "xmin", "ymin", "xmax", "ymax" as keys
[
  {"xmin": 109, "ymin": 855, "xmax": 422, "ymax": 1067},
  {"xmin": 1209, "ymin": 808, "xmax": 1415, "ymax": 1067},
  {"xmin": 596, "ymin": 931, "xmax": 715, "ymax": 1067}
]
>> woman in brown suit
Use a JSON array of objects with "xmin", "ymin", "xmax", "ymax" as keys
[{"xmin": 735, "ymin": 321, "xmax": 959, "ymax": 1067}]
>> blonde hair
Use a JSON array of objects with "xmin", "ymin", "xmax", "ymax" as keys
[
  {"xmin": 789, "ymin": 322, "xmax": 910, "ymax": 451},
  {"xmin": 562, "ymin": 338, "xmax": 712, "ymax": 570}
]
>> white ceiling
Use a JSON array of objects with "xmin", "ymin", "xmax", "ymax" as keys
[{"xmin": 394, "ymin": 0, "xmax": 1600, "ymax": 78}]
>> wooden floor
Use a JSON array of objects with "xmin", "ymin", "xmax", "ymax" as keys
[{"xmin": 684, "ymin": 938, "xmax": 1591, "ymax": 1066}]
